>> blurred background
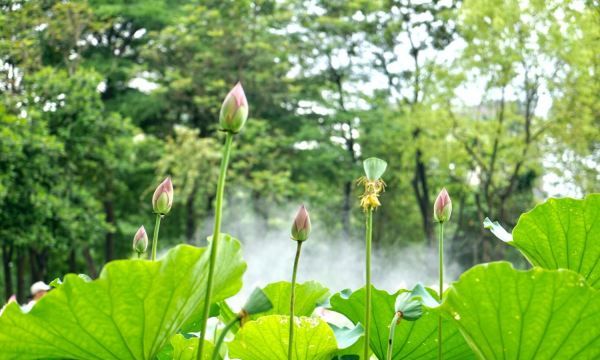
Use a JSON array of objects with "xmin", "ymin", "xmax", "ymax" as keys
[{"xmin": 0, "ymin": 0, "xmax": 598, "ymax": 302}]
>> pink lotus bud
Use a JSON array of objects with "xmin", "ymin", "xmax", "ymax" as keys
[
  {"xmin": 291, "ymin": 205, "xmax": 311, "ymax": 242},
  {"xmin": 433, "ymin": 188, "xmax": 452, "ymax": 223},
  {"xmin": 133, "ymin": 225, "xmax": 148, "ymax": 254},
  {"xmin": 152, "ymin": 177, "xmax": 173, "ymax": 215},
  {"xmin": 219, "ymin": 82, "xmax": 249, "ymax": 133}
]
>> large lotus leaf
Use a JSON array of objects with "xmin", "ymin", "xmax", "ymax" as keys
[
  {"xmin": 329, "ymin": 286, "xmax": 475, "ymax": 360},
  {"xmin": 254, "ymin": 281, "xmax": 329, "ymax": 318},
  {"xmin": 490, "ymin": 195, "xmax": 600, "ymax": 287},
  {"xmin": 156, "ymin": 335, "xmax": 219, "ymax": 360},
  {"xmin": 228, "ymin": 315, "xmax": 338, "ymax": 360},
  {"xmin": 440, "ymin": 261, "xmax": 600, "ymax": 359},
  {"xmin": 0, "ymin": 235, "xmax": 246, "ymax": 359}
]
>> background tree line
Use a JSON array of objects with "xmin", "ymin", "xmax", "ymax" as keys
[{"xmin": 0, "ymin": 0, "xmax": 598, "ymax": 301}]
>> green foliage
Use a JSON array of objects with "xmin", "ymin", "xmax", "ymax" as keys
[
  {"xmin": 228, "ymin": 315, "xmax": 338, "ymax": 360},
  {"xmin": 440, "ymin": 262, "xmax": 600, "ymax": 359},
  {"xmin": 156, "ymin": 335, "xmax": 219, "ymax": 360},
  {"xmin": 329, "ymin": 286, "xmax": 475, "ymax": 360},
  {"xmin": 488, "ymin": 195, "xmax": 600, "ymax": 288},
  {"xmin": 0, "ymin": 237, "xmax": 246, "ymax": 359},
  {"xmin": 256, "ymin": 281, "xmax": 329, "ymax": 318}
]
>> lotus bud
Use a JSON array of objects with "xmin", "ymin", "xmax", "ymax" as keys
[
  {"xmin": 133, "ymin": 225, "xmax": 148, "ymax": 254},
  {"xmin": 219, "ymin": 82, "xmax": 249, "ymax": 133},
  {"xmin": 433, "ymin": 188, "xmax": 452, "ymax": 223},
  {"xmin": 152, "ymin": 177, "xmax": 173, "ymax": 215},
  {"xmin": 291, "ymin": 205, "xmax": 311, "ymax": 242}
]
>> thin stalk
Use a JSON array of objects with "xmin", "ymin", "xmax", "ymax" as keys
[
  {"xmin": 288, "ymin": 241, "xmax": 303, "ymax": 360},
  {"xmin": 151, "ymin": 214, "xmax": 162, "ymax": 261},
  {"xmin": 211, "ymin": 317, "xmax": 239, "ymax": 360},
  {"xmin": 364, "ymin": 209, "xmax": 373, "ymax": 360},
  {"xmin": 197, "ymin": 132, "xmax": 234, "ymax": 360},
  {"xmin": 438, "ymin": 222, "xmax": 444, "ymax": 360},
  {"xmin": 386, "ymin": 312, "xmax": 402, "ymax": 360}
]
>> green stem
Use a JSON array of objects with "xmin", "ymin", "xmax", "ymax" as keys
[
  {"xmin": 197, "ymin": 132, "xmax": 234, "ymax": 360},
  {"xmin": 211, "ymin": 317, "xmax": 239, "ymax": 360},
  {"xmin": 438, "ymin": 222, "xmax": 444, "ymax": 360},
  {"xmin": 386, "ymin": 312, "xmax": 402, "ymax": 360},
  {"xmin": 151, "ymin": 214, "xmax": 162, "ymax": 261},
  {"xmin": 364, "ymin": 209, "xmax": 373, "ymax": 360},
  {"xmin": 288, "ymin": 241, "xmax": 303, "ymax": 360}
]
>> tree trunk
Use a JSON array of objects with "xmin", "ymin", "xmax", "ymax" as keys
[
  {"xmin": 411, "ymin": 144, "xmax": 433, "ymax": 244},
  {"xmin": 104, "ymin": 200, "xmax": 115, "ymax": 262},
  {"xmin": 82, "ymin": 247, "xmax": 98, "ymax": 278},
  {"xmin": 186, "ymin": 186, "xmax": 198, "ymax": 243},
  {"xmin": 16, "ymin": 249, "xmax": 25, "ymax": 303},
  {"xmin": 2, "ymin": 244, "xmax": 13, "ymax": 301},
  {"xmin": 342, "ymin": 180, "xmax": 352, "ymax": 239},
  {"xmin": 29, "ymin": 248, "xmax": 41, "ymax": 282},
  {"xmin": 69, "ymin": 248, "xmax": 77, "ymax": 273}
]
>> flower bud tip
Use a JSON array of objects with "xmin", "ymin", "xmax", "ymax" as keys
[
  {"xmin": 291, "ymin": 205, "xmax": 311, "ymax": 242},
  {"xmin": 152, "ymin": 177, "xmax": 174, "ymax": 215},
  {"xmin": 219, "ymin": 82, "xmax": 249, "ymax": 133},
  {"xmin": 133, "ymin": 225, "xmax": 148, "ymax": 254},
  {"xmin": 433, "ymin": 188, "xmax": 452, "ymax": 223}
]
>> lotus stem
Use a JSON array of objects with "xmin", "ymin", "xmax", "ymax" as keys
[
  {"xmin": 288, "ymin": 241, "xmax": 303, "ymax": 360},
  {"xmin": 387, "ymin": 312, "xmax": 402, "ymax": 360},
  {"xmin": 438, "ymin": 221, "xmax": 444, "ymax": 360},
  {"xmin": 211, "ymin": 317, "xmax": 239, "ymax": 360},
  {"xmin": 197, "ymin": 132, "xmax": 234, "ymax": 360},
  {"xmin": 364, "ymin": 208, "xmax": 373, "ymax": 360},
  {"xmin": 151, "ymin": 214, "xmax": 162, "ymax": 261}
]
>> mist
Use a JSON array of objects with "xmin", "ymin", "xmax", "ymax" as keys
[{"xmin": 214, "ymin": 199, "xmax": 464, "ymax": 308}]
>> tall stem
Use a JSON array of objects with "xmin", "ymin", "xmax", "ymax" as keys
[
  {"xmin": 197, "ymin": 132, "xmax": 234, "ymax": 360},
  {"xmin": 211, "ymin": 318, "xmax": 239, "ymax": 360},
  {"xmin": 386, "ymin": 312, "xmax": 402, "ymax": 360},
  {"xmin": 364, "ymin": 209, "xmax": 373, "ymax": 360},
  {"xmin": 288, "ymin": 241, "xmax": 303, "ymax": 360},
  {"xmin": 151, "ymin": 214, "xmax": 162, "ymax": 261},
  {"xmin": 438, "ymin": 222, "xmax": 444, "ymax": 360}
]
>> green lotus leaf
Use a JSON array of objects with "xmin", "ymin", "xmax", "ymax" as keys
[
  {"xmin": 0, "ymin": 234, "xmax": 246, "ymax": 359},
  {"xmin": 254, "ymin": 281, "xmax": 329, "ymax": 319},
  {"xmin": 489, "ymin": 195, "xmax": 600, "ymax": 287},
  {"xmin": 329, "ymin": 286, "xmax": 475, "ymax": 360},
  {"xmin": 157, "ymin": 335, "xmax": 219, "ymax": 360},
  {"xmin": 228, "ymin": 315, "xmax": 338, "ymax": 360},
  {"xmin": 363, "ymin": 157, "xmax": 387, "ymax": 180},
  {"xmin": 329, "ymin": 323, "xmax": 364, "ymax": 359},
  {"xmin": 441, "ymin": 261, "xmax": 600, "ymax": 359}
]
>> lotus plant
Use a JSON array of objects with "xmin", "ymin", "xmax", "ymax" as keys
[
  {"xmin": 357, "ymin": 157, "xmax": 387, "ymax": 360},
  {"xmin": 434, "ymin": 188, "xmax": 452, "ymax": 360},
  {"xmin": 288, "ymin": 205, "xmax": 311, "ymax": 360},
  {"xmin": 197, "ymin": 82, "xmax": 249, "ymax": 360},
  {"xmin": 132, "ymin": 225, "xmax": 148, "ymax": 258},
  {"xmin": 386, "ymin": 283, "xmax": 436, "ymax": 360},
  {"xmin": 151, "ymin": 177, "xmax": 173, "ymax": 260},
  {"xmin": 212, "ymin": 288, "xmax": 272, "ymax": 360}
]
